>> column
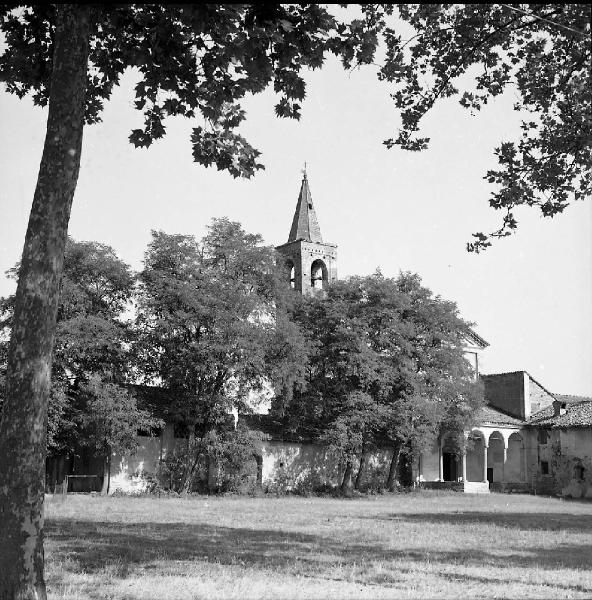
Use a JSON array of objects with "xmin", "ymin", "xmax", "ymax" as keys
[
  {"xmin": 438, "ymin": 440, "xmax": 443, "ymax": 481},
  {"xmin": 462, "ymin": 451, "xmax": 467, "ymax": 482},
  {"xmin": 482, "ymin": 444, "xmax": 488, "ymax": 483},
  {"xmin": 502, "ymin": 445, "xmax": 508, "ymax": 482}
]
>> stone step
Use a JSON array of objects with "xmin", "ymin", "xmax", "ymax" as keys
[{"xmin": 463, "ymin": 481, "xmax": 490, "ymax": 494}]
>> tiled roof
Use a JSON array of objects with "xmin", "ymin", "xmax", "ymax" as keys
[
  {"xmin": 554, "ymin": 393, "xmax": 592, "ymax": 404},
  {"xmin": 529, "ymin": 399, "xmax": 592, "ymax": 428},
  {"xmin": 477, "ymin": 404, "xmax": 524, "ymax": 426},
  {"xmin": 465, "ymin": 329, "xmax": 489, "ymax": 348}
]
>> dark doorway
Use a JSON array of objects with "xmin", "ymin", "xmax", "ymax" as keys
[
  {"xmin": 487, "ymin": 467, "xmax": 494, "ymax": 483},
  {"xmin": 443, "ymin": 453, "xmax": 457, "ymax": 481}
]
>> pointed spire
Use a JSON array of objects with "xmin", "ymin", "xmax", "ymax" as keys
[{"xmin": 287, "ymin": 171, "xmax": 323, "ymax": 243}]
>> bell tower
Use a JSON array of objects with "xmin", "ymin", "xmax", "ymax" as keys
[{"xmin": 276, "ymin": 171, "xmax": 337, "ymax": 295}]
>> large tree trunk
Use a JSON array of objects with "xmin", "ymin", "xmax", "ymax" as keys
[
  {"xmin": 354, "ymin": 453, "xmax": 367, "ymax": 490},
  {"xmin": 340, "ymin": 461, "xmax": 354, "ymax": 497},
  {"xmin": 180, "ymin": 431, "xmax": 199, "ymax": 494},
  {"xmin": 386, "ymin": 443, "xmax": 402, "ymax": 492},
  {"xmin": 206, "ymin": 454, "xmax": 217, "ymax": 494},
  {"xmin": 0, "ymin": 6, "xmax": 90, "ymax": 598}
]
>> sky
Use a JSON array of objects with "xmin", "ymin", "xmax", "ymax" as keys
[{"xmin": 1, "ymin": 44, "xmax": 591, "ymax": 397}]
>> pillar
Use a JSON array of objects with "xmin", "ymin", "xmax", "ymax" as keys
[
  {"xmin": 482, "ymin": 444, "xmax": 488, "ymax": 483},
  {"xmin": 502, "ymin": 445, "xmax": 508, "ymax": 482},
  {"xmin": 438, "ymin": 440, "xmax": 443, "ymax": 481},
  {"xmin": 461, "ymin": 451, "xmax": 467, "ymax": 482}
]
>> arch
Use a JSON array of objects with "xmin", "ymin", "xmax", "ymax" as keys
[
  {"xmin": 487, "ymin": 432, "xmax": 506, "ymax": 483},
  {"xmin": 310, "ymin": 259, "xmax": 328, "ymax": 290},
  {"xmin": 470, "ymin": 427, "xmax": 487, "ymax": 442},
  {"xmin": 506, "ymin": 431, "xmax": 525, "ymax": 482},
  {"xmin": 466, "ymin": 430, "xmax": 486, "ymax": 482},
  {"xmin": 487, "ymin": 430, "xmax": 506, "ymax": 446},
  {"xmin": 440, "ymin": 433, "xmax": 460, "ymax": 482},
  {"xmin": 285, "ymin": 259, "xmax": 296, "ymax": 289}
]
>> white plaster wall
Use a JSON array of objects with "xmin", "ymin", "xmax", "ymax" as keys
[
  {"xmin": 420, "ymin": 441, "xmax": 440, "ymax": 481},
  {"xmin": 558, "ymin": 429, "xmax": 592, "ymax": 498},
  {"xmin": 505, "ymin": 435, "xmax": 523, "ymax": 481},
  {"xmin": 261, "ymin": 441, "xmax": 391, "ymax": 488},
  {"xmin": 261, "ymin": 441, "xmax": 341, "ymax": 487},
  {"xmin": 560, "ymin": 429, "xmax": 592, "ymax": 456},
  {"xmin": 109, "ymin": 435, "xmax": 162, "ymax": 494}
]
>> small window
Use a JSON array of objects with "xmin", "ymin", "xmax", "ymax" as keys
[
  {"xmin": 541, "ymin": 461, "xmax": 549, "ymax": 475},
  {"xmin": 538, "ymin": 429, "xmax": 549, "ymax": 445},
  {"xmin": 575, "ymin": 465, "xmax": 585, "ymax": 481}
]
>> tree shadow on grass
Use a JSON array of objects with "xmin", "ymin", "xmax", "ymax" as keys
[
  {"xmin": 372, "ymin": 511, "xmax": 592, "ymax": 533},
  {"xmin": 45, "ymin": 517, "xmax": 592, "ymax": 595}
]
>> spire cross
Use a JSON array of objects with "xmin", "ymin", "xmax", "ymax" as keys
[{"xmin": 302, "ymin": 161, "xmax": 307, "ymax": 179}]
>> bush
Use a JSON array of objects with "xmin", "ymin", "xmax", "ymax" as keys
[{"xmin": 142, "ymin": 425, "xmax": 263, "ymax": 495}]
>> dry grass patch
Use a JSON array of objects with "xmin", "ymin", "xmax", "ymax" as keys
[{"xmin": 45, "ymin": 492, "xmax": 592, "ymax": 599}]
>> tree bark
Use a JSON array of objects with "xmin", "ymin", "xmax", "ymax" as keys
[
  {"xmin": 354, "ymin": 453, "xmax": 367, "ymax": 490},
  {"xmin": 180, "ymin": 431, "xmax": 198, "ymax": 494},
  {"xmin": 0, "ymin": 6, "xmax": 90, "ymax": 598},
  {"xmin": 206, "ymin": 454, "xmax": 217, "ymax": 494},
  {"xmin": 386, "ymin": 444, "xmax": 402, "ymax": 491},
  {"xmin": 101, "ymin": 454, "xmax": 111, "ymax": 496},
  {"xmin": 340, "ymin": 461, "xmax": 354, "ymax": 497}
]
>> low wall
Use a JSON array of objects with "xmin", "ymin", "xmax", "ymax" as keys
[
  {"xmin": 107, "ymin": 433, "xmax": 395, "ymax": 493},
  {"xmin": 261, "ymin": 441, "xmax": 392, "ymax": 489}
]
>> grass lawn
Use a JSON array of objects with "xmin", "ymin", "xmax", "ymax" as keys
[{"xmin": 45, "ymin": 491, "xmax": 592, "ymax": 599}]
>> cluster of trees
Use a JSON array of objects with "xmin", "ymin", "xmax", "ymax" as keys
[
  {"xmin": 1, "ymin": 218, "xmax": 483, "ymax": 498},
  {"xmin": 0, "ymin": 239, "xmax": 160, "ymax": 494}
]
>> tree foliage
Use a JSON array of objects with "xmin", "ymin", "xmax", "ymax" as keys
[
  {"xmin": 135, "ymin": 219, "xmax": 288, "ymax": 490},
  {"xmin": 376, "ymin": 3, "xmax": 591, "ymax": 250},
  {"xmin": 0, "ymin": 4, "xmax": 380, "ymax": 178},
  {"xmin": 136, "ymin": 219, "xmax": 277, "ymax": 427},
  {"xmin": 77, "ymin": 377, "xmax": 161, "ymax": 461},
  {"xmin": 281, "ymin": 272, "xmax": 484, "ymax": 491},
  {"xmin": 0, "ymin": 238, "xmax": 135, "ymax": 455}
]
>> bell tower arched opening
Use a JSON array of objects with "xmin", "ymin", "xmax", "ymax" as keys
[
  {"xmin": 285, "ymin": 259, "xmax": 296, "ymax": 289},
  {"xmin": 310, "ymin": 259, "xmax": 328, "ymax": 290}
]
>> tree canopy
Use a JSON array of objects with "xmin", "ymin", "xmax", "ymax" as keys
[
  {"xmin": 134, "ymin": 219, "xmax": 290, "ymax": 491},
  {"xmin": 0, "ymin": 4, "xmax": 379, "ymax": 177},
  {"xmin": 376, "ymin": 3, "xmax": 591, "ymax": 250},
  {"xmin": 279, "ymin": 272, "xmax": 484, "ymax": 493}
]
